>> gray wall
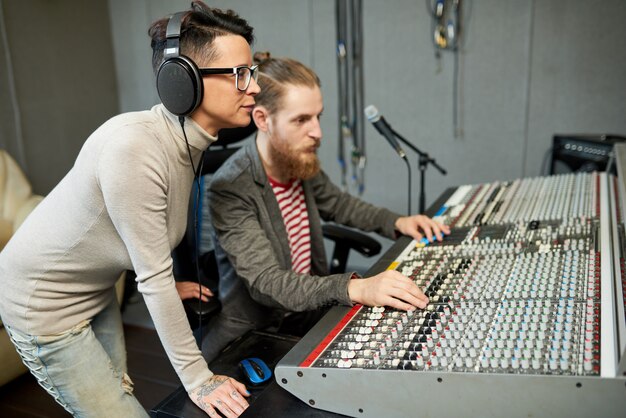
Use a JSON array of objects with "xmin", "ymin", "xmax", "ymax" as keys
[
  {"xmin": 108, "ymin": 0, "xmax": 626, "ymax": 218},
  {"xmin": 526, "ymin": 1, "xmax": 626, "ymax": 175},
  {"xmin": 1, "ymin": 0, "xmax": 625, "ymax": 254},
  {"xmin": 0, "ymin": 0, "xmax": 119, "ymax": 194}
]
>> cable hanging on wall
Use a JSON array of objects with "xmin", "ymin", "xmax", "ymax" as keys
[
  {"xmin": 335, "ymin": 0, "xmax": 365, "ymax": 195},
  {"xmin": 426, "ymin": 0, "xmax": 465, "ymax": 139}
]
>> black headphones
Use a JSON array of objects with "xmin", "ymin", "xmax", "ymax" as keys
[{"xmin": 156, "ymin": 11, "xmax": 203, "ymax": 117}]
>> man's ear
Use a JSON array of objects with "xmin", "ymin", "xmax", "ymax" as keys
[{"xmin": 252, "ymin": 106, "xmax": 270, "ymax": 132}]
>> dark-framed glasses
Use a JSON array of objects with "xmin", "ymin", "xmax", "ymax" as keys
[{"xmin": 198, "ymin": 65, "xmax": 259, "ymax": 91}]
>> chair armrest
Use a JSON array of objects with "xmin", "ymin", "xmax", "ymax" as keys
[
  {"xmin": 182, "ymin": 298, "xmax": 221, "ymax": 330},
  {"xmin": 322, "ymin": 224, "xmax": 382, "ymax": 275},
  {"xmin": 183, "ymin": 298, "xmax": 221, "ymax": 317},
  {"xmin": 322, "ymin": 224, "xmax": 382, "ymax": 257}
]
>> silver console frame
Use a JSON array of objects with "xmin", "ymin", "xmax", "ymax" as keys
[{"xmin": 276, "ymin": 171, "xmax": 626, "ymax": 418}]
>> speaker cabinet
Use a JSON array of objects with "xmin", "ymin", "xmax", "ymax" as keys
[{"xmin": 550, "ymin": 134, "xmax": 626, "ymax": 175}]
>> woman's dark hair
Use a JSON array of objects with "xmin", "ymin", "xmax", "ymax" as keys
[
  {"xmin": 149, "ymin": 1, "xmax": 254, "ymax": 74},
  {"xmin": 252, "ymin": 51, "xmax": 321, "ymax": 114}
]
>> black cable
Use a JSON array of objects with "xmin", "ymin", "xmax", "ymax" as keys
[
  {"xmin": 178, "ymin": 116, "xmax": 206, "ymax": 344},
  {"xmin": 541, "ymin": 146, "xmax": 554, "ymax": 175},
  {"xmin": 336, "ymin": 0, "xmax": 349, "ymax": 190},
  {"xmin": 426, "ymin": 0, "xmax": 441, "ymax": 57},
  {"xmin": 426, "ymin": 0, "xmax": 470, "ymax": 138},
  {"xmin": 353, "ymin": 0, "xmax": 366, "ymax": 195},
  {"xmin": 404, "ymin": 156, "xmax": 412, "ymax": 216},
  {"xmin": 452, "ymin": 0, "xmax": 465, "ymax": 138},
  {"xmin": 453, "ymin": 42, "xmax": 460, "ymax": 137}
]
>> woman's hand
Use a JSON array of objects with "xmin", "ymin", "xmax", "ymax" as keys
[{"xmin": 189, "ymin": 375, "xmax": 250, "ymax": 417}]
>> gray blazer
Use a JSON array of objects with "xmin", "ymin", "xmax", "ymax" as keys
[{"xmin": 208, "ymin": 141, "xmax": 401, "ymax": 329}]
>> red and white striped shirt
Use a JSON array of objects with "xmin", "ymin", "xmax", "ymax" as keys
[{"xmin": 269, "ymin": 177, "xmax": 311, "ymax": 274}]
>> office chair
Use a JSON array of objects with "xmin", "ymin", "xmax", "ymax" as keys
[
  {"xmin": 323, "ymin": 223, "xmax": 381, "ymax": 274},
  {"xmin": 172, "ymin": 121, "xmax": 258, "ymax": 330},
  {"xmin": 173, "ymin": 121, "xmax": 382, "ymax": 330}
]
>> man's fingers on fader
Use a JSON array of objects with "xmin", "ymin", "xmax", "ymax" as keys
[
  {"xmin": 383, "ymin": 295, "xmax": 417, "ymax": 312},
  {"xmin": 391, "ymin": 273, "xmax": 425, "ymax": 293},
  {"xmin": 429, "ymin": 223, "xmax": 443, "ymax": 241},
  {"xmin": 421, "ymin": 224, "xmax": 434, "ymax": 242},
  {"xmin": 399, "ymin": 282, "xmax": 429, "ymax": 305},
  {"xmin": 385, "ymin": 286, "xmax": 427, "ymax": 310}
]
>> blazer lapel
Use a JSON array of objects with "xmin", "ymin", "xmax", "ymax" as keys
[{"xmin": 247, "ymin": 142, "xmax": 292, "ymax": 270}]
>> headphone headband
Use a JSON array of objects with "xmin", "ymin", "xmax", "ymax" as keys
[{"xmin": 164, "ymin": 12, "xmax": 184, "ymax": 58}]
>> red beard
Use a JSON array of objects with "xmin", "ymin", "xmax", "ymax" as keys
[{"xmin": 269, "ymin": 140, "xmax": 321, "ymax": 180}]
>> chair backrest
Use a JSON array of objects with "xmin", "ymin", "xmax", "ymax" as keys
[
  {"xmin": 175, "ymin": 120, "xmax": 257, "ymax": 274},
  {"xmin": 173, "ymin": 122, "xmax": 257, "ymax": 329}
]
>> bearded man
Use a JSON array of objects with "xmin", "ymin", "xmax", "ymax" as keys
[{"xmin": 200, "ymin": 54, "xmax": 449, "ymax": 361}]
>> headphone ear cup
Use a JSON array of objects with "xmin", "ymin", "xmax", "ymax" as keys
[{"xmin": 156, "ymin": 56, "xmax": 203, "ymax": 117}]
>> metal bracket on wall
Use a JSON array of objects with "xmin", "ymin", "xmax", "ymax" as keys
[{"xmin": 427, "ymin": 0, "xmax": 465, "ymax": 139}]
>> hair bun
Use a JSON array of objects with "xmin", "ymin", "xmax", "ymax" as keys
[{"xmin": 253, "ymin": 51, "xmax": 272, "ymax": 65}]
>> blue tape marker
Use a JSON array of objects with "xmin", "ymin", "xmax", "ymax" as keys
[{"xmin": 434, "ymin": 205, "xmax": 448, "ymax": 217}]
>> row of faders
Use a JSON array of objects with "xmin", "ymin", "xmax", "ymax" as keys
[{"xmin": 309, "ymin": 172, "xmax": 601, "ymax": 376}]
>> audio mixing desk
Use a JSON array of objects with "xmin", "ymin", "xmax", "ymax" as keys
[{"xmin": 276, "ymin": 166, "xmax": 626, "ymax": 417}]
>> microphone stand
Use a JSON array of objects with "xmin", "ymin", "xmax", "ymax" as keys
[
  {"xmin": 391, "ymin": 129, "xmax": 447, "ymax": 214},
  {"xmin": 401, "ymin": 155, "xmax": 412, "ymax": 216}
]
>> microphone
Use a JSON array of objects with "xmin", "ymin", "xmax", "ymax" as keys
[{"xmin": 364, "ymin": 105, "xmax": 406, "ymax": 159}]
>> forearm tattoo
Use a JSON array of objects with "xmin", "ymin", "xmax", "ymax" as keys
[{"xmin": 195, "ymin": 376, "xmax": 229, "ymax": 409}]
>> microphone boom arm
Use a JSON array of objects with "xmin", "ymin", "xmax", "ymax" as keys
[
  {"xmin": 391, "ymin": 128, "xmax": 447, "ymax": 176},
  {"xmin": 390, "ymin": 128, "xmax": 448, "ymax": 214}
]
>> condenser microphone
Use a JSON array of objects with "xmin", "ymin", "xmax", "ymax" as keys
[{"xmin": 364, "ymin": 105, "xmax": 406, "ymax": 159}]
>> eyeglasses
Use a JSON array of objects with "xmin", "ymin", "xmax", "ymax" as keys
[{"xmin": 198, "ymin": 65, "xmax": 259, "ymax": 91}]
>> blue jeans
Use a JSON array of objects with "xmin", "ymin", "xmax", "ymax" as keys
[{"xmin": 5, "ymin": 299, "xmax": 149, "ymax": 418}]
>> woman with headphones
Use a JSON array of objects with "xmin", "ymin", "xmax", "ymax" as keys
[{"xmin": 0, "ymin": 2, "xmax": 258, "ymax": 417}]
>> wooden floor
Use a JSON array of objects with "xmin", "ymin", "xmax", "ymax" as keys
[{"xmin": 0, "ymin": 324, "xmax": 179, "ymax": 418}]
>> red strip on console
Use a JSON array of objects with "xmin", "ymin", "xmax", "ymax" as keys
[
  {"xmin": 299, "ymin": 304, "xmax": 363, "ymax": 367},
  {"xmin": 596, "ymin": 174, "xmax": 600, "ymax": 217}
]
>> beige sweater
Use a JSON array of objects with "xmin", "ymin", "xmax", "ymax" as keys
[{"xmin": 0, "ymin": 104, "xmax": 214, "ymax": 391}]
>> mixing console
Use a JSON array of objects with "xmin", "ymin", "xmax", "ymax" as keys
[
  {"xmin": 276, "ymin": 170, "xmax": 626, "ymax": 418},
  {"xmin": 305, "ymin": 173, "xmax": 602, "ymax": 377}
]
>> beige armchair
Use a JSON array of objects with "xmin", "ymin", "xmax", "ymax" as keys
[
  {"xmin": 0, "ymin": 150, "xmax": 44, "ymax": 386},
  {"xmin": 0, "ymin": 150, "xmax": 43, "ymax": 251}
]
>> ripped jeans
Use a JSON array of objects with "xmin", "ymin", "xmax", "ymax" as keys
[{"xmin": 5, "ymin": 299, "xmax": 149, "ymax": 418}]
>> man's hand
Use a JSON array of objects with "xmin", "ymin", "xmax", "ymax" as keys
[
  {"xmin": 347, "ymin": 270, "xmax": 429, "ymax": 311},
  {"xmin": 176, "ymin": 281, "xmax": 213, "ymax": 302},
  {"xmin": 395, "ymin": 214, "xmax": 450, "ymax": 242},
  {"xmin": 189, "ymin": 375, "xmax": 250, "ymax": 417}
]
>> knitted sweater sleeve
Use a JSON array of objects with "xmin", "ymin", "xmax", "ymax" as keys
[{"xmin": 97, "ymin": 132, "xmax": 212, "ymax": 392}]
